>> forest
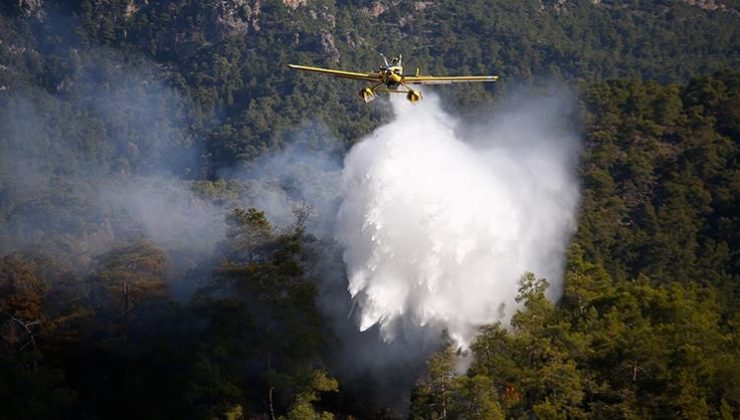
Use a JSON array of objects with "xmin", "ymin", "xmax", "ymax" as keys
[{"xmin": 0, "ymin": 0, "xmax": 738, "ymax": 418}]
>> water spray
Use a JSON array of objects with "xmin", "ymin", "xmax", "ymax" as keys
[{"xmin": 336, "ymin": 93, "xmax": 579, "ymax": 349}]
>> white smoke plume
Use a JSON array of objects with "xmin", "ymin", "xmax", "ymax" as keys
[
  {"xmin": 232, "ymin": 134, "xmax": 343, "ymax": 236},
  {"xmin": 98, "ymin": 176, "xmax": 227, "ymax": 255},
  {"xmin": 336, "ymin": 92, "xmax": 580, "ymax": 349}
]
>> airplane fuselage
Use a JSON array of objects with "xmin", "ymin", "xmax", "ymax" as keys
[
  {"xmin": 380, "ymin": 65, "xmax": 404, "ymax": 88},
  {"xmin": 288, "ymin": 54, "xmax": 498, "ymax": 104}
]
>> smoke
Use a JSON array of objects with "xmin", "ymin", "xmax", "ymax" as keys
[
  {"xmin": 335, "ymin": 92, "xmax": 580, "ymax": 349},
  {"xmin": 228, "ymin": 124, "xmax": 344, "ymax": 236},
  {"xmin": 1, "ymin": 14, "xmax": 580, "ymax": 406},
  {"xmin": 98, "ymin": 176, "xmax": 226, "ymax": 254},
  {"xmin": 0, "ymin": 48, "xmax": 225, "ymax": 280}
]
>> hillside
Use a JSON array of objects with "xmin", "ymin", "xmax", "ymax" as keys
[
  {"xmin": 0, "ymin": 1, "xmax": 738, "ymax": 418},
  {"xmin": 2, "ymin": 0, "xmax": 738, "ymax": 169}
]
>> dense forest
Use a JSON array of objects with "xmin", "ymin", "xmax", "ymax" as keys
[{"xmin": 1, "ymin": 0, "xmax": 738, "ymax": 418}]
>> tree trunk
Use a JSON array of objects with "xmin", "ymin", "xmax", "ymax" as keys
[{"xmin": 267, "ymin": 353, "xmax": 276, "ymax": 420}]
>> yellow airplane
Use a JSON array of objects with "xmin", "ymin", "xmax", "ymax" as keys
[{"xmin": 288, "ymin": 54, "xmax": 499, "ymax": 103}]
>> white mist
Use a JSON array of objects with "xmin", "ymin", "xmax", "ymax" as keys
[{"xmin": 336, "ymin": 93, "xmax": 580, "ymax": 349}]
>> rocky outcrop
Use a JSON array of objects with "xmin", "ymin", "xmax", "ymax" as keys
[
  {"xmin": 213, "ymin": 0, "xmax": 262, "ymax": 37},
  {"xmin": 124, "ymin": 0, "xmax": 143, "ymax": 20},
  {"xmin": 414, "ymin": 1, "xmax": 433, "ymax": 12},
  {"xmin": 282, "ymin": 0, "xmax": 308, "ymax": 9},
  {"xmin": 368, "ymin": 1, "xmax": 387, "ymax": 17},
  {"xmin": 683, "ymin": 0, "xmax": 721, "ymax": 10},
  {"xmin": 321, "ymin": 31, "xmax": 340, "ymax": 62},
  {"xmin": 17, "ymin": 0, "xmax": 45, "ymax": 18}
]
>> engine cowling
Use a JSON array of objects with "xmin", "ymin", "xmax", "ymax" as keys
[
  {"xmin": 359, "ymin": 88, "xmax": 376, "ymax": 103},
  {"xmin": 406, "ymin": 90, "xmax": 422, "ymax": 103}
]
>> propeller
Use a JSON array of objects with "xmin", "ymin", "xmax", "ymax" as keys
[{"xmin": 379, "ymin": 53, "xmax": 390, "ymax": 68}]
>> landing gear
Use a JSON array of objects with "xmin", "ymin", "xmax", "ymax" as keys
[
  {"xmin": 358, "ymin": 84, "xmax": 423, "ymax": 104},
  {"xmin": 406, "ymin": 90, "xmax": 422, "ymax": 104},
  {"xmin": 359, "ymin": 87, "xmax": 376, "ymax": 103}
]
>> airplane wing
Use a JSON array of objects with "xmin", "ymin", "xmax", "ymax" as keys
[
  {"xmin": 404, "ymin": 75, "xmax": 499, "ymax": 85},
  {"xmin": 288, "ymin": 64, "xmax": 380, "ymax": 82}
]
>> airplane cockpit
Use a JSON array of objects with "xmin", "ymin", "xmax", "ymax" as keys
[
  {"xmin": 389, "ymin": 56, "xmax": 403, "ymax": 74},
  {"xmin": 380, "ymin": 54, "xmax": 403, "ymax": 74}
]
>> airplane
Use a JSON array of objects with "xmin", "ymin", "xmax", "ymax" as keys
[{"xmin": 288, "ymin": 54, "xmax": 499, "ymax": 103}]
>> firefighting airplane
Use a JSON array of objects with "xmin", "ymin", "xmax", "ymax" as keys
[{"xmin": 288, "ymin": 54, "xmax": 499, "ymax": 103}]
